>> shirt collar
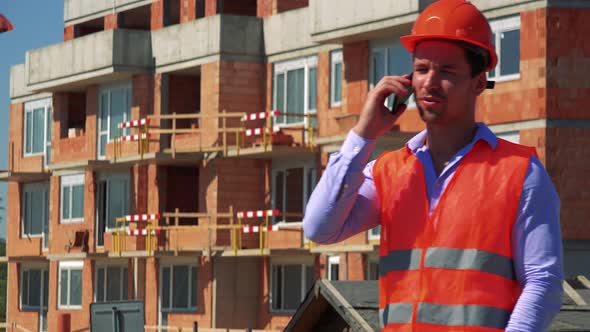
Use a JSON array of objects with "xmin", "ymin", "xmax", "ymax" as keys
[{"xmin": 406, "ymin": 122, "xmax": 498, "ymax": 152}]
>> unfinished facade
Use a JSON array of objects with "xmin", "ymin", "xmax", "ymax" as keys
[{"xmin": 4, "ymin": 0, "xmax": 590, "ymax": 331}]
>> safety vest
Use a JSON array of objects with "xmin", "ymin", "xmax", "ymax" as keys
[{"xmin": 373, "ymin": 138, "xmax": 536, "ymax": 331}]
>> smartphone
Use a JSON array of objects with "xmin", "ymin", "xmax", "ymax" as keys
[{"xmin": 389, "ymin": 73, "xmax": 414, "ymax": 114}]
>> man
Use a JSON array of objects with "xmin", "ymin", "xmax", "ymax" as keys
[{"xmin": 303, "ymin": 0, "xmax": 563, "ymax": 331}]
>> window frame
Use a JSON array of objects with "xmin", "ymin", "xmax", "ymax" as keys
[
  {"xmin": 60, "ymin": 174, "xmax": 85, "ymax": 224},
  {"xmin": 97, "ymin": 82, "xmax": 132, "ymax": 160},
  {"xmin": 23, "ymin": 98, "xmax": 52, "ymax": 167},
  {"xmin": 327, "ymin": 256, "xmax": 340, "ymax": 281},
  {"xmin": 21, "ymin": 182, "xmax": 49, "ymax": 238},
  {"xmin": 271, "ymin": 159, "xmax": 317, "ymax": 223},
  {"xmin": 330, "ymin": 50, "xmax": 343, "ymax": 107},
  {"xmin": 269, "ymin": 262, "xmax": 314, "ymax": 313},
  {"xmin": 366, "ymin": 254, "xmax": 379, "ymax": 281},
  {"xmin": 488, "ymin": 15, "xmax": 521, "ymax": 82},
  {"xmin": 94, "ymin": 263, "xmax": 129, "ymax": 303},
  {"xmin": 158, "ymin": 263, "xmax": 198, "ymax": 314},
  {"xmin": 273, "ymin": 56, "xmax": 318, "ymax": 129},
  {"xmin": 58, "ymin": 261, "xmax": 83, "ymax": 310},
  {"xmin": 19, "ymin": 265, "xmax": 49, "ymax": 311},
  {"xmin": 369, "ymin": 39, "xmax": 416, "ymax": 109}
]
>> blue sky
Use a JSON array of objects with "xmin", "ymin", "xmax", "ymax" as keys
[{"xmin": 0, "ymin": 1, "xmax": 63, "ymax": 238}]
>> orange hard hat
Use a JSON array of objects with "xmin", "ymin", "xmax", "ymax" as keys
[{"xmin": 400, "ymin": 0, "xmax": 497, "ymax": 72}]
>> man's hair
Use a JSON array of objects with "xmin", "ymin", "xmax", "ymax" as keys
[{"xmin": 453, "ymin": 40, "xmax": 489, "ymax": 77}]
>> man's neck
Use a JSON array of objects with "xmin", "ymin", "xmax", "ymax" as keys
[{"xmin": 425, "ymin": 121, "xmax": 478, "ymax": 176}]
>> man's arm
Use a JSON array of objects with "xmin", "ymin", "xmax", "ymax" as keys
[
  {"xmin": 303, "ymin": 130, "xmax": 381, "ymax": 244},
  {"xmin": 507, "ymin": 156, "xmax": 564, "ymax": 331}
]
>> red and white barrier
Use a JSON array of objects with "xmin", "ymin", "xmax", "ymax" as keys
[
  {"xmin": 241, "ymin": 110, "xmax": 280, "ymax": 122},
  {"xmin": 245, "ymin": 126, "xmax": 280, "ymax": 137},
  {"xmin": 127, "ymin": 229, "xmax": 162, "ymax": 236},
  {"xmin": 125, "ymin": 214, "xmax": 161, "ymax": 222},
  {"xmin": 118, "ymin": 118, "xmax": 150, "ymax": 129},
  {"xmin": 242, "ymin": 225, "xmax": 279, "ymax": 233},
  {"xmin": 237, "ymin": 210, "xmax": 280, "ymax": 219},
  {"xmin": 121, "ymin": 133, "xmax": 151, "ymax": 142}
]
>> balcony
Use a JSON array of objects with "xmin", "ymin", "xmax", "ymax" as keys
[
  {"xmin": 25, "ymin": 29, "xmax": 152, "ymax": 92},
  {"xmin": 263, "ymin": 7, "xmax": 317, "ymax": 60},
  {"xmin": 64, "ymin": 0, "xmax": 152, "ymax": 25},
  {"xmin": 152, "ymin": 14, "xmax": 264, "ymax": 73},
  {"xmin": 309, "ymin": 0, "xmax": 428, "ymax": 43}
]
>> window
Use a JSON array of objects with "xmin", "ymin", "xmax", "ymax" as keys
[
  {"xmin": 23, "ymin": 98, "xmax": 52, "ymax": 166},
  {"xmin": 95, "ymin": 265, "xmax": 128, "ymax": 302},
  {"xmin": 160, "ymin": 264, "xmax": 197, "ymax": 312},
  {"xmin": 97, "ymin": 83, "xmax": 131, "ymax": 159},
  {"xmin": 22, "ymin": 182, "xmax": 49, "ymax": 237},
  {"xmin": 270, "ymin": 264, "xmax": 314, "ymax": 312},
  {"xmin": 59, "ymin": 261, "xmax": 83, "ymax": 309},
  {"xmin": 368, "ymin": 225, "xmax": 381, "ymax": 241},
  {"xmin": 330, "ymin": 50, "xmax": 343, "ymax": 107},
  {"xmin": 488, "ymin": 16, "xmax": 520, "ymax": 81},
  {"xmin": 61, "ymin": 174, "xmax": 85, "ymax": 223},
  {"xmin": 96, "ymin": 173, "xmax": 130, "ymax": 246},
  {"xmin": 327, "ymin": 256, "xmax": 340, "ymax": 281},
  {"xmin": 20, "ymin": 267, "xmax": 48, "ymax": 310},
  {"xmin": 273, "ymin": 56, "xmax": 317, "ymax": 128},
  {"xmin": 370, "ymin": 39, "xmax": 415, "ymax": 109},
  {"xmin": 272, "ymin": 162, "xmax": 317, "ymax": 223}
]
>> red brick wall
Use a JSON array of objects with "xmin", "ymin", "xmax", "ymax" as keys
[
  {"xmin": 181, "ymin": 0, "xmax": 198, "ymax": 22},
  {"xmin": 257, "ymin": 0, "xmax": 274, "ymax": 17},
  {"xmin": 276, "ymin": 0, "xmax": 308, "ymax": 13},
  {"xmin": 545, "ymin": 127, "xmax": 590, "ymax": 239},
  {"xmin": 7, "ymin": 262, "xmax": 42, "ymax": 332},
  {"xmin": 104, "ymin": 13, "xmax": 119, "ymax": 30},
  {"xmin": 151, "ymin": 0, "xmax": 165, "ymax": 30},
  {"xmin": 546, "ymin": 8, "xmax": 590, "ymax": 119},
  {"xmin": 64, "ymin": 26, "xmax": 75, "ymax": 41},
  {"xmin": 205, "ymin": 0, "xmax": 218, "ymax": 16},
  {"xmin": 475, "ymin": 9, "xmax": 547, "ymax": 125}
]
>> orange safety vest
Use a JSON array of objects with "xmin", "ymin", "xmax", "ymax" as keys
[{"xmin": 373, "ymin": 139, "xmax": 536, "ymax": 332}]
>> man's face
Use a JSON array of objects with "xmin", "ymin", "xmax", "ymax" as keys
[{"xmin": 412, "ymin": 40, "xmax": 485, "ymax": 125}]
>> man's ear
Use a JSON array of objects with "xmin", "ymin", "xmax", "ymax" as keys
[{"xmin": 474, "ymin": 72, "xmax": 487, "ymax": 96}]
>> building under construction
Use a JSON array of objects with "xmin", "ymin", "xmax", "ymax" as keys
[{"xmin": 3, "ymin": 0, "xmax": 590, "ymax": 331}]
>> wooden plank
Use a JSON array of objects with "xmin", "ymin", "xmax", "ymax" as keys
[
  {"xmin": 577, "ymin": 275, "xmax": 590, "ymax": 290},
  {"xmin": 563, "ymin": 280, "xmax": 588, "ymax": 305},
  {"xmin": 150, "ymin": 113, "xmax": 245, "ymax": 120}
]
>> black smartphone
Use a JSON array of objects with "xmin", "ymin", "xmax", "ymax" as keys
[{"xmin": 389, "ymin": 73, "xmax": 414, "ymax": 114}]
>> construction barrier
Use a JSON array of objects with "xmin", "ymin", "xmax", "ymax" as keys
[
  {"xmin": 241, "ymin": 110, "xmax": 316, "ymax": 151},
  {"xmin": 114, "ymin": 213, "xmax": 161, "ymax": 256},
  {"xmin": 114, "ymin": 117, "xmax": 151, "ymax": 161}
]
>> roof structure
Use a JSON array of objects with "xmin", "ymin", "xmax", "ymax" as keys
[{"xmin": 286, "ymin": 279, "xmax": 590, "ymax": 332}]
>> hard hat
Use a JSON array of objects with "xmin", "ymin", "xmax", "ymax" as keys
[{"xmin": 400, "ymin": 0, "xmax": 497, "ymax": 72}]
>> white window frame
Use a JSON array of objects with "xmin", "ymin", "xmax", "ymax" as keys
[
  {"xmin": 58, "ymin": 261, "xmax": 83, "ymax": 310},
  {"xmin": 94, "ymin": 263, "xmax": 128, "ymax": 302},
  {"xmin": 269, "ymin": 260, "xmax": 314, "ymax": 313},
  {"xmin": 271, "ymin": 159, "xmax": 317, "ymax": 223},
  {"xmin": 330, "ymin": 50, "xmax": 343, "ymax": 107},
  {"xmin": 23, "ymin": 98, "xmax": 52, "ymax": 167},
  {"xmin": 158, "ymin": 263, "xmax": 198, "ymax": 315},
  {"xmin": 19, "ymin": 265, "xmax": 49, "ymax": 311},
  {"xmin": 369, "ymin": 39, "xmax": 416, "ymax": 109},
  {"xmin": 327, "ymin": 256, "xmax": 340, "ymax": 281},
  {"xmin": 96, "ymin": 173, "xmax": 130, "ymax": 233},
  {"xmin": 21, "ymin": 182, "xmax": 49, "ymax": 238},
  {"xmin": 273, "ymin": 56, "xmax": 318, "ymax": 129},
  {"xmin": 488, "ymin": 15, "xmax": 521, "ymax": 82},
  {"xmin": 97, "ymin": 82, "xmax": 132, "ymax": 159},
  {"xmin": 368, "ymin": 225, "xmax": 381, "ymax": 241},
  {"xmin": 60, "ymin": 174, "xmax": 85, "ymax": 224}
]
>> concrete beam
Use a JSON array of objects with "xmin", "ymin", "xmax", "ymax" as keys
[{"xmin": 25, "ymin": 29, "xmax": 152, "ymax": 92}]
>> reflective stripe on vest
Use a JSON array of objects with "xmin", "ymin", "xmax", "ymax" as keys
[
  {"xmin": 379, "ymin": 249, "xmax": 422, "ymax": 277},
  {"xmin": 381, "ymin": 302, "xmax": 511, "ymax": 328},
  {"xmin": 379, "ymin": 247, "xmax": 515, "ymax": 280},
  {"xmin": 425, "ymin": 247, "xmax": 516, "ymax": 280}
]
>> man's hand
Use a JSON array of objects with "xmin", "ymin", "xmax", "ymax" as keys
[{"xmin": 353, "ymin": 74, "xmax": 412, "ymax": 139}]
